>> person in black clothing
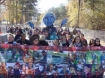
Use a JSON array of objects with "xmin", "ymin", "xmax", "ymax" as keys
[
  {"xmin": 60, "ymin": 35, "xmax": 69, "ymax": 47},
  {"xmin": 94, "ymin": 38, "xmax": 101, "ymax": 46},
  {"xmin": 14, "ymin": 30, "xmax": 21, "ymax": 42},
  {"xmin": 32, "ymin": 37, "xmax": 41, "ymax": 46},
  {"xmin": 5, "ymin": 34, "xmax": 17, "ymax": 44},
  {"xmin": 39, "ymin": 35, "xmax": 49, "ymax": 46},
  {"xmin": 17, "ymin": 33, "xmax": 32, "ymax": 45},
  {"xmin": 32, "ymin": 35, "xmax": 48, "ymax": 46},
  {"xmin": 40, "ymin": 51, "xmax": 47, "ymax": 64},
  {"xmin": 10, "ymin": 27, "xmax": 14, "ymax": 34},
  {"xmin": 29, "ymin": 29, "xmax": 40, "ymax": 44},
  {"xmin": 19, "ymin": 28, "xmax": 23, "ymax": 34}
]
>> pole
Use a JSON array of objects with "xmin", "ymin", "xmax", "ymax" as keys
[
  {"xmin": 77, "ymin": 0, "xmax": 80, "ymax": 28},
  {"xmin": 12, "ymin": 0, "xmax": 14, "ymax": 26},
  {"xmin": 22, "ymin": 2, "xmax": 23, "ymax": 27},
  {"xmin": 16, "ymin": 0, "xmax": 18, "ymax": 25},
  {"xmin": 0, "ymin": 4, "xmax": 1, "ymax": 22}
]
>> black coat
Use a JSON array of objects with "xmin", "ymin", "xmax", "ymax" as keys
[
  {"xmin": 39, "ymin": 40, "xmax": 49, "ymax": 46},
  {"xmin": 14, "ymin": 34, "xmax": 21, "ymax": 41},
  {"xmin": 17, "ymin": 39, "xmax": 32, "ymax": 45}
]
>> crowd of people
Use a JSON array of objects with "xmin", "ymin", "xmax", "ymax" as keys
[
  {"xmin": 0, "ymin": 26, "xmax": 103, "ymax": 78},
  {"xmin": 5, "ymin": 26, "xmax": 102, "ymax": 47}
]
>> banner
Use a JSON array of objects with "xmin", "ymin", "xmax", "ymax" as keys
[{"xmin": 0, "ymin": 44, "xmax": 104, "ymax": 78}]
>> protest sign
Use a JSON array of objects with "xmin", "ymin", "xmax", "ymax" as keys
[{"xmin": 0, "ymin": 44, "xmax": 104, "ymax": 78}]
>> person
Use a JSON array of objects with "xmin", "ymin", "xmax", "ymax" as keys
[
  {"xmin": 43, "ymin": 30, "xmax": 49, "ymax": 40},
  {"xmin": 21, "ymin": 64, "xmax": 26, "ymax": 78},
  {"xmin": 96, "ymin": 66, "xmax": 103, "ymax": 78},
  {"xmin": 83, "ymin": 64, "xmax": 91, "ymax": 76},
  {"xmin": 57, "ymin": 29, "xmax": 62, "ymax": 39},
  {"xmin": 10, "ymin": 27, "xmax": 14, "ymax": 34},
  {"xmin": 60, "ymin": 35, "xmax": 69, "ymax": 47},
  {"xmin": 72, "ymin": 36, "xmax": 82, "ymax": 47},
  {"xmin": 5, "ymin": 34, "xmax": 17, "ymax": 44},
  {"xmin": 29, "ymin": 29, "xmax": 40, "ymax": 43},
  {"xmin": 46, "ymin": 64, "xmax": 57, "ymax": 75},
  {"xmin": 32, "ymin": 37, "xmax": 41, "ymax": 46},
  {"xmin": 13, "ymin": 62, "xmax": 21, "ymax": 78},
  {"xmin": 59, "ymin": 65, "xmax": 69, "ymax": 75},
  {"xmin": 89, "ymin": 39, "xmax": 95, "ymax": 47},
  {"xmin": 100, "ymin": 52, "xmax": 105, "ymax": 64},
  {"xmin": 8, "ymin": 66, "xmax": 14, "ymax": 78},
  {"xmin": 13, "ymin": 51, "xmax": 21, "ymax": 62},
  {"xmin": 0, "ymin": 63, "xmax": 7, "ymax": 78},
  {"xmin": 77, "ymin": 30, "xmax": 81, "ymax": 37},
  {"xmin": 92, "ymin": 52, "xmax": 98, "ymax": 64},
  {"xmin": 25, "ymin": 63, "xmax": 34, "ymax": 78},
  {"xmin": 28, "ymin": 28, "xmax": 32, "ymax": 38},
  {"xmin": 23, "ymin": 52, "xmax": 33, "ymax": 63},
  {"xmin": 39, "ymin": 35, "xmax": 49, "ymax": 46},
  {"xmin": 67, "ymin": 53, "xmax": 78, "ymax": 65},
  {"xmin": 73, "ymin": 28, "xmax": 78, "ymax": 35},
  {"xmin": 40, "ymin": 51, "xmax": 47, "ymax": 64},
  {"xmin": 35, "ymin": 64, "xmax": 45, "ymax": 75},
  {"xmin": 92, "ymin": 65, "xmax": 103, "ymax": 77},
  {"xmin": 14, "ymin": 30, "xmax": 21, "ymax": 42},
  {"xmin": 69, "ymin": 66, "xmax": 77, "ymax": 75},
  {"xmin": 50, "ymin": 32, "xmax": 58, "ymax": 40},
  {"xmin": 76, "ymin": 64, "xmax": 84, "ymax": 75},
  {"xmin": 17, "ymin": 33, "xmax": 32, "ymax": 45},
  {"xmin": 18, "ymin": 27, "xmax": 23, "ymax": 34},
  {"xmin": 94, "ymin": 38, "xmax": 101, "ymax": 46},
  {"xmin": 53, "ymin": 39, "xmax": 60, "ymax": 46},
  {"xmin": 66, "ymin": 34, "xmax": 73, "ymax": 45},
  {"xmin": 77, "ymin": 53, "xmax": 86, "ymax": 64},
  {"xmin": 80, "ymin": 33, "xmax": 88, "ymax": 47}
]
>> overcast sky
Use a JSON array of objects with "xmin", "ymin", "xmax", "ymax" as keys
[{"xmin": 37, "ymin": 0, "xmax": 68, "ymax": 13}]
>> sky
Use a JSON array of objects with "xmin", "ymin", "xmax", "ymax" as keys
[{"xmin": 37, "ymin": 0, "xmax": 68, "ymax": 13}]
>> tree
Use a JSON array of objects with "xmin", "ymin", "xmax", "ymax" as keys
[
  {"xmin": 48, "ymin": 4, "xmax": 67, "ymax": 26},
  {"xmin": 67, "ymin": 0, "xmax": 105, "ymax": 30},
  {"xmin": 20, "ymin": 0, "xmax": 38, "ymax": 22},
  {"xmin": 2, "ymin": 0, "xmax": 38, "ymax": 25}
]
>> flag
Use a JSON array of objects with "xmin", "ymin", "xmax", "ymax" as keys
[
  {"xmin": 27, "ymin": 22, "xmax": 34, "ymax": 29},
  {"xmin": 61, "ymin": 19, "xmax": 68, "ymax": 27}
]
